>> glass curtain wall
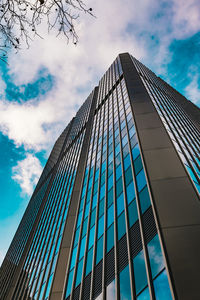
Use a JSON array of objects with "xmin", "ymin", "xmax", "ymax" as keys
[{"xmin": 64, "ymin": 57, "xmax": 173, "ymax": 300}]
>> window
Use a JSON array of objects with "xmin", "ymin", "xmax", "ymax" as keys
[
  {"xmin": 85, "ymin": 247, "xmax": 93, "ymax": 276},
  {"xmin": 128, "ymin": 200, "xmax": 138, "ymax": 227},
  {"xmin": 107, "ymin": 224, "xmax": 114, "ymax": 252},
  {"xmin": 147, "ymin": 235, "xmax": 164, "ymax": 278},
  {"xmin": 136, "ymin": 169, "xmax": 146, "ymax": 193},
  {"xmin": 153, "ymin": 270, "xmax": 173, "ymax": 300},
  {"xmin": 119, "ymin": 265, "xmax": 132, "ymax": 299},
  {"xmin": 96, "ymin": 236, "xmax": 104, "ymax": 264},
  {"xmin": 106, "ymin": 279, "xmax": 115, "ymax": 299},
  {"xmin": 133, "ymin": 250, "xmax": 148, "ymax": 295},
  {"xmin": 139, "ymin": 186, "xmax": 151, "ymax": 214},
  {"xmin": 117, "ymin": 212, "xmax": 126, "ymax": 240}
]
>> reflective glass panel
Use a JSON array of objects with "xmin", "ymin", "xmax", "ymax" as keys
[{"xmin": 119, "ymin": 264, "xmax": 132, "ymax": 299}]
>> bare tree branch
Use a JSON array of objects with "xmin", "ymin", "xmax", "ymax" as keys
[{"xmin": 0, "ymin": 0, "xmax": 93, "ymax": 63}]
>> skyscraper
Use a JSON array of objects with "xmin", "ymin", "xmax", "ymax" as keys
[{"xmin": 0, "ymin": 53, "xmax": 200, "ymax": 300}]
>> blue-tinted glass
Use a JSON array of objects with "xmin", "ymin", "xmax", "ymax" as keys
[
  {"xmin": 92, "ymin": 192, "xmax": 98, "ymax": 209},
  {"xmin": 90, "ymin": 208, "xmax": 96, "ymax": 227},
  {"xmin": 99, "ymin": 199, "xmax": 105, "ymax": 218},
  {"xmin": 129, "ymin": 125, "xmax": 136, "ymax": 137},
  {"xmin": 115, "ymin": 143, "xmax": 120, "ymax": 156},
  {"xmin": 117, "ymin": 193, "xmax": 124, "ymax": 216},
  {"xmin": 82, "ymin": 217, "xmax": 88, "ymax": 237},
  {"xmin": 116, "ymin": 177, "xmax": 123, "ymax": 197},
  {"xmin": 70, "ymin": 246, "xmax": 78, "ymax": 270},
  {"xmin": 77, "ymin": 211, "xmax": 83, "ymax": 228},
  {"xmin": 134, "ymin": 155, "xmax": 143, "ymax": 175},
  {"xmin": 101, "ymin": 171, "xmax": 106, "ymax": 185},
  {"xmin": 126, "ymin": 181, "xmax": 135, "ymax": 204},
  {"xmin": 108, "ymin": 162, "xmax": 113, "ymax": 177},
  {"xmin": 86, "ymin": 247, "xmax": 93, "ymax": 276},
  {"xmin": 122, "ymin": 134, "xmax": 128, "ymax": 147},
  {"xmin": 133, "ymin": 250, "xmax": 148, "ymax": 295},
  {"xmin": 75, "ymin": 258, "xmax": 83, "ymax": 287},
  {"xmin": 116, "ymin": 164, "xmax": 122, "ymax": 181},
  {"xmin": 123, "ymin": 143, "xmax": 129, "ymax": 157},
  {"xmin": 108, "ymin": 153, "xmax": 113, "ymax": 164},
  {"xmin": 128, "ymin": 200, "xmax": 138, "ymax": 227},
  {"xmin": 119, "ymin": 265, "xmax": 132, "ymax": 300},
  {"xmin": 88, "ymin": 177, "xmax": 93, "ymax": 190},
  {"xmin": 79, "ymin": 198, "xmax": 84, "ymax": 212},
  {"xmin": 137, "ymin": 287, "xmax": 150, "ymax": 300},
  {"xmin": 139, "ymin": 186, "xmax": 151, "ymax": 214},
  {"xmin": 115, "ymin": 153, "xmax": 121, "ymax": 167},
  {"xmin": 107, "ymin": 187, "xmax": 113, "ymax": 207},
  {"xmin": 93, "ymin": 181, "xmax": 98, "ymax": 195},
  {"xmin": 88, "ymin": 225, "xmax": 95, "ymax": 249},
  {"xmin": 132, "ymin": 143, "xmax": 140, "ymax": 159},
  {"xmin": 102, "ymin": 161, "xmax": 106, "ymax": 173},
  {"xmin": 100, "ymin": 184, "xmax": 105, "ymax": 200},
  {"xmin": 79, "ymin": 235, "xmax": 86, "ymax": 260},
  {"xmin": 136, "ymin": 169, "xmax": 146, "ymax": 192},
  {"xmin": 125, "ymin": 166, "xmax": 133, "ymax": 186},
  {"xmin": 107, "ymin": 204, "xmax": 114, "ymax": 228},
  {"xmin": 84, "ymin": 202, "xmax": 90, "ymax": 219},
  {"xmin": 96, "ymin": 236, "xmax": 103, "ymax": 264},
  {"xmin": 95, "ymin": 169, "xmax": 100, "ymax": 181},
  {"xmin": 74, "ymin": 227, "xmax": 80, "ymax": 246},
  {"xmin": 66, "ymin": 269, "xmax": 74, "ymax": 297},
  {"xmin": 154, "ymin": 270, "xmax": 173, "ymax": 300},
  {"xmin": 107, "ymin": 279, "xmax": 115, "ymax": 299},
  {"xmin": 98, "ymin": 215, "xmax": 104, "ymax": 239},
  {"xmin": 130, "ymin": 134, "xmax": 137, "ymax": 149},
  {"xmin": 108, "ymin": 174, "xmax": 113, "ymax": 190},
  {"xmin": 107, "ymin": 223, "xmax": 114, "ymax": 252},
  {"xmin": 117, "ymin": 212, "xmax": 126, "ymax": 240},
  {"xmin": 124, "ymin": 154, "xmax": 131, "ymax": 170},
  {"xmin": 86, "ymin": 188, "xmax": 91, "ymax": 203},
  {"xmin": 147, "ymin": 235, "xmax": 164, "ymax": 278}
]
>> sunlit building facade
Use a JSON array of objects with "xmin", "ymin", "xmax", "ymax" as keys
[{"xmin": 1, "ymin": 53, "xmax": 200, "ymax": 300}]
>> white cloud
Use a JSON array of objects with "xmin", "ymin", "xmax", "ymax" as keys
[
  {"xmin": 185, "ymin": 74, "xmax": 200, "ymax": 104},
  {"xmin": 12, "ymin": 154, "xmax": 43, "ymax": 195}
]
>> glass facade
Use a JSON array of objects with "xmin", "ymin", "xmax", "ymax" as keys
[{"xmin": 1, "ymin": 53, "xmax": 200, "ymax": 300}]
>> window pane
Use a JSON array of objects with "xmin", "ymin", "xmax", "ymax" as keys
[
  {"xmin": 134, "ymin": 155, "xmax": 143, "ymax": 175},
  {"xmin": 137, "ymin": 287, "xmax": 150, "ymax": 300},
  {"xmin": 117, "ymin": 193, "xmax": 124, "ymax": 216},
  {"xmin": 88, "ymin": 225, "xmax": 95, "ymax": 250},
  {"xmin": 147, "ymin": 235, "xmax": 165, "ymax": 278},
  {"xmin": 154, "ymin": 269, "xmax": 173, "ymax": 300},
  {"xmin": 106, "ymin": 279, "xmax": 115, "ymax": 300},
  {"xmin": 136, "ymin": 169, "xmax": 146, "ymax": 192},
  {"xmin": 126, "ymin": 181, "xmax": 135, "ymax": 204},
  {"xmin": 107, "ymin": 204, "xmax": 114, "ymax": 228},
  {"xmin": 128, "ymin": 200, "xmax": 138, "ymax": 227},
  {"xmin": 117, "ymin": 212, "xmax": 126, "ymax": 240},
  {"xmin": 79, "ymin": 236, "xmax": 86, "ymax": 260},
  {"xmin": 75, "ymin": 258, "xmax": 83, "ymax": 287},
  {"xmin": 98, "ymin": 215, "xmax": 104, "ymax": 239},
  {"xmin": 133, "ymin": 250, "xmax": 148, "ymax": 295},
  {"xmin": 85, "ymin": 247, "xmax": 93, "ymax": 276},
  {"xmin": 96, "ymin": 236, "xmax": 103, "ymax": 264},
  {"xmin": 119, "ymin": 264, "xmax": 132, "ymax": 299},
  {"xmin": 107, "ymin": 223, "xmax": 114, "ymax": 252},
  {"xmin": 139, "ymin": 186, "xmax": 151, "ymax": 214}
]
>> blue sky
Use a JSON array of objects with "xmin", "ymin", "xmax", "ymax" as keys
[{"xmin": 0, "ymin": 0, "xmax": 200, "ymax": 265}]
